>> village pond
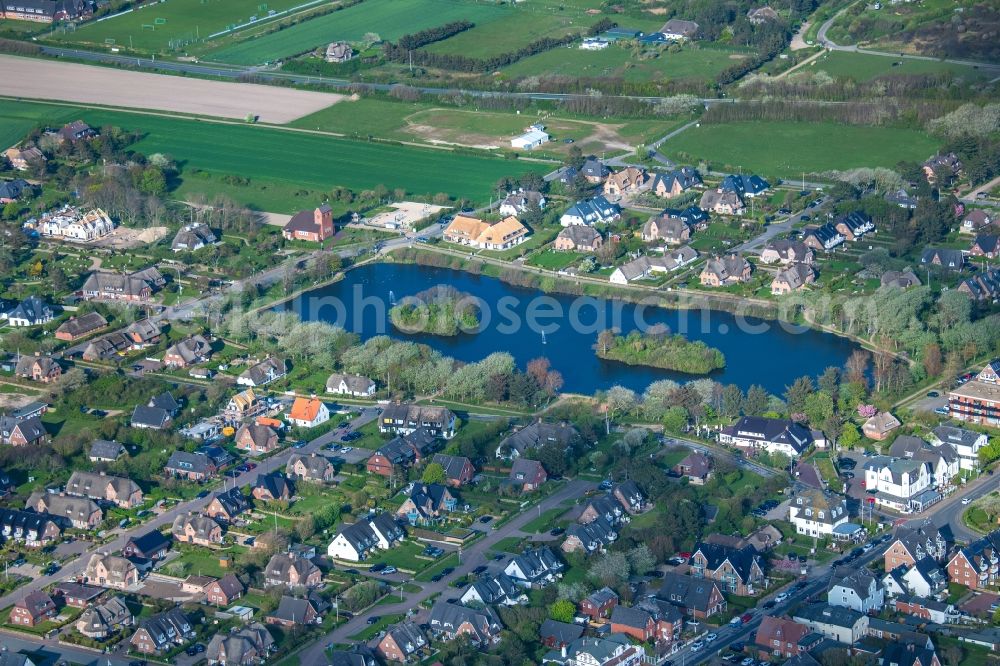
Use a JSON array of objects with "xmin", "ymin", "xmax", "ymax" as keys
[{"xmin": 278, "ymin": 263, "xmax": 860, "ymax": 395}]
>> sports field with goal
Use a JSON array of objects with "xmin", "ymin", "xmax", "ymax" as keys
[{"xmin": 49, "ymin": 0, "xmax": 314, "ymax": 52}]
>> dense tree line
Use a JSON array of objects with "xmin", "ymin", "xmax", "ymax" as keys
[
  {"xmin": 391, "ymin": 20, "xmax": 474, "ymax": 52},
  {"xmin": 387, "ymin": 33, "xmax": 577, "ymax": 72},
  {"xmin": 702, "ymin": 99, "xmax": 902, "ymax": 126}
]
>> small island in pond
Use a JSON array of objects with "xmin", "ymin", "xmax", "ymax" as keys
[
  {"xmin": 596, "ymin": 327, "xmax": 725, "ymax": 374},
  {"xmin": 390, "ymin": 284, "xmax": 481, "ymax": 336}
]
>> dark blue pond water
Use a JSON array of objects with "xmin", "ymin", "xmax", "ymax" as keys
[{"xmin": 277, "ymin": 263, "xmax": 858, "ymax": 395}]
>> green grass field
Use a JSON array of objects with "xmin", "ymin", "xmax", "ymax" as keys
[
  {"xmin": 49, "ymin": 0, "xmax": 311, "ymax": 52},
  {"xmin": 663, "ymin": 121, "xmax": 940, "ymax": 177},
  {"xmin": 0, "ymin": 99, "xmax": 548, "ymax": 209},
  {"xmin": 503, "ymin": 44, "xmax": 751, "ymax": 82},
  {"xmin": 809, "ymin": 50, "xmax": 989, "ymax": 82},
  {"xmin": 0, "ymin": 99, "xmax": 80, "ymax": 148},
  {"xmin": 206, "ymin": 0, "xmax": 510, "ymax": 65}
]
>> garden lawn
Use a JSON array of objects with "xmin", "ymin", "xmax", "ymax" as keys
[
  {"xmin": 663, "ymin": 121, "xmax": 940, "ymax": 178},
  {"xmin": 366, "ymin": 540, "xmax": 435, "ymax": 572},
  {"xmin": 0, "ymin": 99, "xmax": 548, "ymax": 208},
  {"xmin": 49, "ymin": 0, "xmax": 311, "ymax": 52},
  {"xmin": 414, "ymin": 552, "xmax": 458, "ymax": 582},
  {"xmin": 528, "ymin": 250, "xmax": 582, "ymax": 271},
  {"xmin": 0, "ymin": 99, "xmax": 79, "ymax": 149},
  {"xmin": 206, "ymin": 0, "xmax": 510, "ymax": 65},
  {"xmin": 521, "ymin": 506, "xmax": 569, "ymax": 534},
  {"xmin": 810, "ymin": 50, "xmax": 988, "ymax": 82}
]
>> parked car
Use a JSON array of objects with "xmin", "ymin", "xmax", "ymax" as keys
[
  {"xmin": 370, "ymin": 563, "xmax": 387, "ymax": 573},
  {"xmin": 962, "ymin": 497, "xmax": 972, "ymax": 505},
  {"xmin": 741, "ymin": 613, "xmax": 753, "ymax": 624},
  {"xmin": 473, "ymin": 565, "xmax": 488, "ymax": 576},
  {"xmin": 382, "ymin": 566, "xmax": 397, "ymax": 575},
  {"xmin": 775, "ymin": 592, "xmax": 789, "ymax": 603},
  {"xmin": 926, "ymin": 391, "xmax": 939, "ymax": 397},
  {"xmin": 366, "ymin": 616, "xmax": 380, "ymax": 625},
  {"xmin": 550, "ymin": 527, "xmax": 565, "ymax": 536},
  {"xmin": 479, "ymin": 515, "xmax": 494, "ymax": 524}
]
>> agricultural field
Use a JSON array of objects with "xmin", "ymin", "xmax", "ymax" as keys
[
  {"xmin": 0, "ymin": 98, "xmax": 550, "ymax": 210},
  {"xmin": 662, "ymin": 121, "xmax": 940, "ymax": 178},
  {"xmin": 503, "ymin": 43, "xmax": 751, "ymax": 82},
  {"xmin": 0, "ymin": 99, "xmax": 80, "ymax": 148},
  {"xmin": 808, "ymin": 50, "xmax": 990, "ymax": 82},
  {"xmin": 48, "ymin": 0, "xmax": 313, "ymax": 52},
  {"xmin": 205, "ymin": 0, "xmax": 510, "ymax": 65}
]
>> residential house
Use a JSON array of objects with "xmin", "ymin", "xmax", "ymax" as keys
[
  {"xmin": 792, "ymin": 603, "xmax": 868, "ymax": 644},
  {"xmin": 205, "ymin": 488, "xmax": 250, "ymax": 523},
  {"xmin": 609, "ymin": 606, "xmax": 658, "ymax": 643},
  {"xmin": 286, "ymin": 453, "xmax": 335, "ymax": 483},
  {"xmin": 88, "ymin": 439, "xmax": 126, "ymax": 462},
  {"xmin": 834, "ymin": 211, "xmax": 875, "ymax": 241},
  {"xmin": 375, "ymin": 621, "xmax": 428, "ymax": 663},
  {"xmin": 609, "ymin": 247, "xmax": 698, "ymax": 284},
  {"xmin": 14, "ymin": 355, "xmax": 61, "ymax": 383},
  {"xmin": 325, "ymin": 41, "xmax": 353, "ymax": 62},
  {"xmin": 79, "ymin": 269, "xmax": 162, "ymax": 303},
  {"xmin": 889, "ymin": 556, "xmax": 948, "ymax": 599},
  {"xmin": 0, "ymin": 415, "xmax": 49, "ymax": 446},
  {"xmin": 930, "ymin": 425, "xmax": 988, "ymax": 471},
  {"xmin": 282, "ymin": 205, "xmax": 334, "ymax": 242},
  {"xmin": 223, "ymin": 389, "xmax": 265, "ymax": 423},
  {"xmin": 205, "ymin": 573, "xmax": 245, "ymax": 606},
  {"xmin": 498, "ymin": 421, "xmax": 578, "ymax": 459},
  {"xmin": 802, "ymin": 223, "xmax": 845, "ymax": 251},
  {"xmin": 235, "ymin": 423, "xmax": 279, "ymax": 456},
  {"xmin": 579, "ymin": 587, "xmax": 619, "ymax": 620},
  {"xmin": 60, "ymin": 120, "xmax": 96, "ymax": 142},
  {"xmin": 760, "ymin": 239, "xmax": 814, "ymax": 265},
  {"xmin": 581, "ymin": 157, "xmax": 610, "ymax": 183},
  {"xmin": 508, "ymin": 458, "xmax": 548, "ymax": 492},
  {"xmin": 894, "ymin": 596, "xmax": 958, "ymax": 625},
  {"xmin": 578, "ymin": 494, "xmax": 625, "ymax": 527},
  {"xmin": 127, "ymin": 319, "xmax": 162, "ymax": 348},
  {"xmin": 747, "ymin": 6, "xmax": 781, "ymax": 23},
  {"xmin": 431, "ymin": 453, "xmax": 475, "ymax": 487},
  {"xmin": 0, "ymin": 175, "xmax": 26, "ymax": 200},
  {"xmin": 689, "ymin": 541, "xmax": 765, "ymax": 596},
  {"xmin": 66, "ymin": 470, "xmax": 143, "ymax": 507},
  {"xmin": 922, "ymin": 152, "xmax": 962, "ymax": 183},
  {"xmin": 862, "ymin": 411, "xmax": 902, "ymax": 441},
  {"xmin": 882, "ymin": 267, "xmax": 922, "ymax": 289},
  {"xmin": 720, "ymin": 416, "xmax": 819, "ymax": 458},
  {"xmin": 9, "ymin": 591, "xmax": 56, "ymax": 627},
  {"xmin": 4, "ymin": 146, "xmax": 45, "ymax": 170},
  {"xmin": 862, "ymin": 455, "xmax": 937, "ymax": 513},
  {"xmin": 460, "ymin": 572, "xmax": 526, "ymax": 607},
  {"xmin": 131, "ymin": 404, "xmax": 171, "ymax": 430},
  {"xmin": 76, "ymin": 596, "xmax": 132, "ymax": 639},
  {"xmin": 380, "ymin": 403, "xmax": 456, "ymax": 438},
  {"xmin": 603, "ymin": 167, "xmax": 649, "ymax": 197},
  {"xmin": 0, "ymin": 507, "xmax": 62, "ymax": 546},
  {"xmin": 427, "ymin": 601, "xmax": 503, "ymax": 646},
  {"xmin": 442, "ymin": 214, "xmax": 531, "ymax": 250},
  {"xmin": 657, "ymin": 572, "xmax": 727, "ymax": 618},
  {"xmin": 651, "ymin": 167, "xmax": 702, "ymax": 198},
  {"xmin": 641, "ymin": 213, "xmax": 690, "ymax": 244},
  {"xmin": 206, "ymin": 623, "xmax": 275, "ymax": 665},
  {"xmin": 171, "ymin": 223, "xmax": 218, "ymax": 252},
  {"xmin": 660, "ymin": 18, "xmax": 700, "ymax": 40},
  {"xmin": 253, "ymin": 472, "xmax": 291, "ymax": 502},
  {"xmin": 122, "ymin": 530, "xmax": 171, "ymax": 561},
  {"xmin": 948, "ymin": 360, "xmax": 1000, "ymax": 426},
  {"xmin": 130, "ymin": 608, "xmax": 195, "ymax": 655},
  {"xmin": 326, "ymin": 513, "xmax": 403, "ymax": 562},
  {"xmin": 55, "ymin": 312, "xmax": 108, "ymax": 341},
  {"xmin": 287, "ymin": 397, "xmax": 329, "ymax": 428},
  {"xmin": 3, "ymin": 296, "xmax": 54, "ymax": 327},
  {"xmin": 721, "ymin": 174, "xmax": 770, "ymax": 198},
  {"xmin": 546, "ymin": 634, "xmax": 646, "ymax": 666},
  {"xmin": 947, "ymin": 529, "xmax": 1000, "ymax": 590},
  {"xmin": 754, "ymin": 615, "xmax": 813, "ymax": 660},
  {"xmin": 327, "ymin": 648, "xmax": 378, "ymax": 666},
  {"xmin": 884, "ymin": 522, "xmax": 948, "ymax": 571},
  {"xmin": 889, "ymin": 435, "xmax": 960, "ymax": 487},
  {"xmin": 397, "ymin": 483, "xmax": 456, "ymax": 525},
  {"xmin": 499, "ymin": 189, "xmax": 546, "ymax": 217},
  {"xmin": 171, "ymin": 513, "xmax": 223, "ymax": 546},
  {"xmin": 504, "ymin": 546, "xmax": 564, "ymax": 588},
  {"xmin": 961, "ymin": 210, "xmax": 993, "ymax": 234},
  {"xmin": 612, "ymin": 480, "xmax": 650, "ymax": 515},
  {"xmin": 264, "ymin": 552, "xmax": 322, "ymax": 589},
  {"xmin": 52, "ymin": 582, "xmax": 103, "ymax": 608},
  {"xmin": 85, "ymin": 553, "xmax": 139, "ymax": 590},
  {"xmin": 562, "ymin": 516, "xmax": 618, "ymax": 555},
  {"xmin": 163, "ymin": 335, "xmax": 212, "ymax": 368},
  {"xmin": 788, "ymin": 489, "xmax": 849, "ymax": 538},
  {"xmin": 920, "ymin": 247, "xmax": 964, "ymax": 271},
  {"xmin": 265, "ymin": 595, "xmax": 323, "ymax": 627},
  {"xmin": 326, "ymin": 373, "xmax": 376, "ymax": 397},
  {"xmin": 540, "ymin": 619, "xmax": 585, "ymax": 649},
  {"xmin": 38, "ymin": 206, "xmax": 114, "ymax": 241},
  {"xmin": 699, "ymin": 253, "xmax": 752, "ymax": 286},
  {"xmin": 164, "ymin": 450, "xmax": 217, "ymax": 481},
  {"xmin": 828, "ymin": 567, "xmax": 884, "ymax": 613},
  {"xmin": 554, "ymin": 225, "xmax": 603, "ymax": 252},
  {"xmin": 674, "ymin": 451, "xmax": 712, "ymax": 484},
  {"xmin": 560, "ymin": 196, "xmax": 621, "ymax": 227},
  {"xmin": 27, "ymin": 492, "xmax": 101, "ymax": 529},
  {"xmin": 771, "ymin": 263, "xmax": 816, "ymax": 295},
  {"xmin": 367, "ymin": 427, "xmax": 436, "ymax": 477},
  {"xmin": 237, "ymin": 357, "xmax": 286, "ymax": 387},
  {"xmin": 969, "ymin": 234, "xmax": 999, "ymax": 259},
  {"xmin": 699, "ymin": 188, "xmax": 745, "ymax": 216}
]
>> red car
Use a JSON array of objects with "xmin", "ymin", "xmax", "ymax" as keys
[{"xmin": 741, "ymin": 613, "xmax": 753, "ymax": 624}]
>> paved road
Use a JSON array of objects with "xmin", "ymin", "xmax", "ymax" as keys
[
  {"xmin": 910, "ymin": 472, "xmax": 1000, "ymax": 543},
  {"xmin": 661, "ymin": 435, "xmax": 778, "ymax": 479},
  {"xmin": 0, "ymin": 408, "xmax": 378, "ymax": 613},
  {"xmin": 298, "ymin": 478, "xmax": 596, "ymax": 663},
  {"xmin": 734, "ymin": 197, "xmax": 830, "ymax": 253}
]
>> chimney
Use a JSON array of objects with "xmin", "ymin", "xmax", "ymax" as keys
[{"xmin": 561, "ymin": 644, "xmax": 567, "ymax": 658}]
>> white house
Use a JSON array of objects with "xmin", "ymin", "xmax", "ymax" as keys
[
  {"xmin": 930, "ymin": 426, "xmax": 988, "ymax": 471},
  {"xmin": 828, "ymin": 568, "xmax": 884, "ymax": 614},
  {"xmin": 862, "ymin": 456, "xmax": 935, "ymax": 513},
  {"xmin": 719, "ymin": 416, "xmax": 819, "ymax": 458},
  {"xmin": 326, "ymin": 514, "xmax": 403, "ymax": 562},
  {"xmin": 38, "ymin": 206, "xmax": 115, "ymax": 242},
  {"xmin": 580, "ymin": 37, "xmax": 610, "ymax": 50},
  {"xmin": 287, "ymin": 397, "xmax": 330, "ymax": 429},
  {"xmin": 788, "ymin": 489, "xmax": 849, "ymax": 538},
  {"xmin": 325, "ymin": 373, "xmax": 376, "ymax": 397},
  {"xmin": 510, "ymin": 127, "xmax": 550, "ymax": 150},
  {"xmin": 503, "ymin": 547, "xmax": 564, "ymax": 589},
  {"xmin": 888, "ymin": 435, "xmax": 961, "ymax": 487},
  {"xmin": 609, "ymin": 248, "xmax": 698, "ymax": 285},
  {"xmin": 901, "ymin": 557, "xmax": 948, "ymax": 599},
  {"xmin": 560, "ymin": 196, "xmax": 621, "ymax": 227}
]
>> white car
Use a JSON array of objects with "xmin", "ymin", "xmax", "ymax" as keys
[
  {"xmin": 962, "ymin": 497, "xmax": 972, "ymax": 505},
  {"xmin": 690, "ymin": 641, "xmax": 704, "ymax": 652},
  {"xmin": 774, "ymin": 592, "xmax": 789, "ymax": 603},
  {"xmin": 742, "ymin": 659, "xmax": 755, "ymax": 666},
  {"xmin": 704, "ymin": 633, "xmax": 718, "ymax": 642}
]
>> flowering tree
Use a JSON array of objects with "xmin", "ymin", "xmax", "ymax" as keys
[{"xmin": 857, "ymin": 404, "xmax": 878, "ymax": 419}]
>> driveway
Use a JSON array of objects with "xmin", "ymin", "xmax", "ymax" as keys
[{"xmin": 297, "ymin": 478, "xmax": 596, "ymax": 665}]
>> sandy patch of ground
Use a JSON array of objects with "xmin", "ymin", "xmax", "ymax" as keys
[
  {"xmin": 0, "ymin": 55, "xmax": 344, "ymax": 123},
  {"xmin": 366, "ymin": 201, "xmax": 451, "ymax": 229},
  {"xmin": 405, "ymin": 122, "xmax": 501, "ymax": 150},
  {"xmin": 0, "ymin": 391, "xmax": 40, "ymax": 410},
  {"xmin": 790, "ymin": 22, "xmax": 811, "ymax": 50},
  {"xmin": 260, "ymin": 212, "xmax": 292, "ymax": 227},
  {"xmin": 94, "ymin": 225, "xmax": 168, "ymax": 249}
]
